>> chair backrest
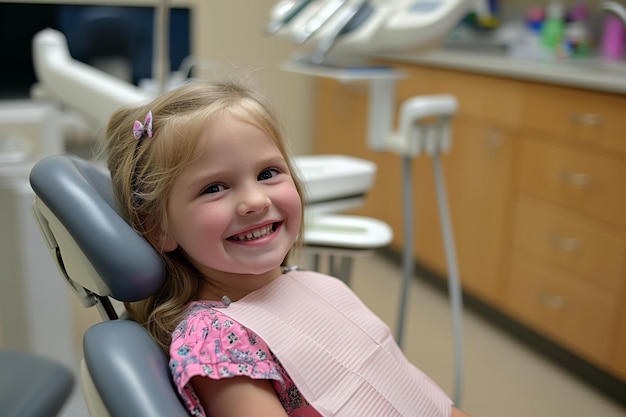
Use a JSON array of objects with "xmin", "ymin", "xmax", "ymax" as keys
[
  {"xmin": 29, "ymin": 154, "xmax": 189, "ymax": 417},
  {"xmin": 29, "ymin": 154, "xmax": 165, "ymax": 316}
]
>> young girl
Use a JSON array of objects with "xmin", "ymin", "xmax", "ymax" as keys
[{"xmin": 103, "ymin": 80, "xmax": 471, "ymax": 417}]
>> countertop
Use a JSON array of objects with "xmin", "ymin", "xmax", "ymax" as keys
[{"xmin": 374, "ymin": 49, "xmax": 626, "ymax": 95}]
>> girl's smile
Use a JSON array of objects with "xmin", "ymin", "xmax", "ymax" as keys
[{"xmin": 227, "ymin": 221, "xmax": 281, "ymax": 243}]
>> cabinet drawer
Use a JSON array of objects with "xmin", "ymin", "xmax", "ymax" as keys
[
  {"xmin": 520, "ymin": 138, "xmax": 626, "ymax": 229},
  {"xmin": 506, "ymin": 251, "xmax": 618, "ymax": 365},
  {"xmin": 523, "ymin": 83, "xmax": 626, "ymax": 155},
  {"xmin": 513, "ymin": 193, "xmax": 626, "ymax": 292}
]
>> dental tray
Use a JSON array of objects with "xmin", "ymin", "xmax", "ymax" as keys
[{"xmin": 292, "ymin": 154, "xmax": 376, "ymax": 211}]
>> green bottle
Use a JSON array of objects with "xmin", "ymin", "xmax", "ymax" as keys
[{"xmin": 541, "ymin": 1, "xmax": 565, "ymax": 50}]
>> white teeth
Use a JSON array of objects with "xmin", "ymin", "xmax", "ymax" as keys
[{"xmin": 232, "ymin": 224, "xmax": 273, "ymax": 241}]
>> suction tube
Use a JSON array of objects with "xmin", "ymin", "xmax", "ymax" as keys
[
  {"xmin": 432, "ymin": 152, "xmax": 464, "ymax": 406},
  {"xmin": 392, "ymin": 95, "xmax": 464, "ymax": 406}
]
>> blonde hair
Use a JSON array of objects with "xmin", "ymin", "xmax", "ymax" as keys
[{"xmin": 101, "ymin": 79, "xmax": 305, "ymax": 352}]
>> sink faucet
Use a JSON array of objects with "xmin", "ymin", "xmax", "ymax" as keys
[
  {"xmin": 601, "ymin": 1, "xmax": 626, "ymax": 59},
  {"xmin": 603, "ymin": 0, "xmax": 626, "ymax": 23}
]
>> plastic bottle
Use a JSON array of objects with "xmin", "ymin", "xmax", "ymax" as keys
[
  {"xmin": 541, "ymin": 1, "xmax": 565, "ymax": 51},
  {"xmin": 564, "ymin": 2, "xmax": 591, "ymax": 57},
  {"xmin": 601, "ymin": 14, "xmax": 625, "ymax": 60}
]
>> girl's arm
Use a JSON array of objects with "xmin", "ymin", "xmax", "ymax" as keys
[{"xmin": 191, "ymin": 375, "xmax": 289, "ymax": 417}]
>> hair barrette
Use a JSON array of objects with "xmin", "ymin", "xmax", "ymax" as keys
[{"xmin": 133, "ymin": 111, "xmax": 153, "ymax": 140}]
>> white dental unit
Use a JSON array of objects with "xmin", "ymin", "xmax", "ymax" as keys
[{"xmin": 265, "ymin": 0, "xmax": 481, "ymax": 406}]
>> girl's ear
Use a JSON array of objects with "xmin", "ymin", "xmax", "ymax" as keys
[
  {"xmin": 158, "ymin": 227, "xmax": 178, "ymax": 252},
  {"xmin": 147, "ymin": 218, "xmax": 178, "ymax": 252}
]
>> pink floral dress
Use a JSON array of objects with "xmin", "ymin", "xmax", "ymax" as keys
[{"xmin": 170, "ymin": 300, "xmax": 323, "ymax": 417}]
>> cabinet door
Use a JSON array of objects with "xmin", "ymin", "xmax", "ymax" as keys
[
  {"xmin": 399, "ymin": 120, "xmax": 516, "ymax": 304},
  {"xmin": 441, "ymin": 121, "xmax": 516, "ymax": 302}
]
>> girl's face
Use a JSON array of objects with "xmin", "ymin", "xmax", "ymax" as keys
[{"xmin": 159, "ymin": 114, "xmax": 302, "ymax": 298}]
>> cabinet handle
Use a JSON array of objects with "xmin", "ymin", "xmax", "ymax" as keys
[
  {"xmin": 558, "ymin": 171, "xmax": 591, "ymax": 186},
  {"xmin": 486, "ymin": 131, "xmax": 503, "ymax": 148},
  {"xmin": 570, "ymin": 113, "xmax": 603, "ymax": 126},
  {"xmin": 538, "ymin": 292, "xmax": 568, "ymax": 309},
  {"xmin": 549, "ymin": 234, "xmax": 580, "ymax": 252},
  {"xmin": 484, "ymin": 131, "xmax": 504, "ymax": 160}
]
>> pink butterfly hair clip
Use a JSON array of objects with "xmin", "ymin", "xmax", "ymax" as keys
[{"xmin": 133, "ymin": 111, "xmax": 153, "ymax": 141}]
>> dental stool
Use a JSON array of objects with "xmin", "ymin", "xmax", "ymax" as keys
[{"xmin": 0, "ymin": 350, "xmax": 74, "ymax": 417}]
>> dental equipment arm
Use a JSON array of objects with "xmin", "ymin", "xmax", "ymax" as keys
[
  {"xmin": 270, "ymin": 0, "xmax": 475, "ymax": 63},
  {"xmin": 311, "ymin": 0, "xmax": 369, "ymax": 63},
  {"xmin": 295, "ymin": 0, "xmax": 348, "ymax": 44},
  {"xmin": 32, "ymin": 29, "xmax": 150, "ymax": 124},
  {"xmin": 266, "ymin": 0, "xmax": 316, "ymax": 34}
]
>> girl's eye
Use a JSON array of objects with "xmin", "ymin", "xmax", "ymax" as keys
[
  {"xmin": 202, "ymin": 184, "xmax": 226, "ymax": 194},
  {"xmin": 258, "ymin": 168, "xmax": 280, "ymax": 181}
]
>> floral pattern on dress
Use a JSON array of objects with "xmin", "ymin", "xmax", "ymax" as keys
[{"xmin": 170, "ymin": 301, "xmax": 321, "ymax": 417}]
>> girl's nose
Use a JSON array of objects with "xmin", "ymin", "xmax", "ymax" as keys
[{"xmin": 236, "ymin": 184, "xmax": 271, "ymax": 216}]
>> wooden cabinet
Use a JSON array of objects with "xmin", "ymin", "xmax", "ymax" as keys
[
  {"xmin": 313, "ymin": 64, "xmax": 626, "ymax": 383},
  {"xmin": 506, "ymin": 83, "xmax": 626, "ymax": 378},
  {"xmin": 314, "ymin": 65, "xmax": 520, "ymax": 304}
]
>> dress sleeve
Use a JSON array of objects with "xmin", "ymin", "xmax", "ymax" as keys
[{"xmin": 169, "ymin": 306, "xmax": 283, "ymax": 404}]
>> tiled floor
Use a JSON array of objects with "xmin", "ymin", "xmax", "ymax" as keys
[{"xmin": 346, "ymin": 252, "xmax": 626, "ymax": 417}]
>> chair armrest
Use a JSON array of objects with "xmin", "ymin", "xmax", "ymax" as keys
[{"xmin": 83, "ymin": 320, "xmax": 189, "ymax": 417}]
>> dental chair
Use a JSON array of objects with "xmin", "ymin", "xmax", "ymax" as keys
[
  {"xmin": 28, "ymin": 153, "xmax": 392, "ymax": 417},
  {"xmin": 29, "ymin": 154, "xmax": 188, "ymax": 417}
]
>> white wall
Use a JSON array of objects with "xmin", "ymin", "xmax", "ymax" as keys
[{"xmin": 191, "ymin": 0, "xmax": 316, "ymax": 156}]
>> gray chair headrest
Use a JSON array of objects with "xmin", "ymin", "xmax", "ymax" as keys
[{"xmin": 29, "ymin": 154, "xmax": 165, "ymax": 302}]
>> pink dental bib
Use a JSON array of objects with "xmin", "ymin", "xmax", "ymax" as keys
[{"xmin": 220, "ymin": 270, "xmax": 452, "ymax": 417}]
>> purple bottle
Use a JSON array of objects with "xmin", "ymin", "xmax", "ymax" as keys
[{"xmin": 602, "ymin": 14, "xmax": 625, "ymax": 60}]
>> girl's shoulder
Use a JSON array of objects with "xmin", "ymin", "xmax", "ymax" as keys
[
  {"xmin": 169, "ymin": 301, "xmax": 283, "ymax": 408},
  {"xmin": 170, "ymin": 300, "xmax": 273, "ymax": 374},
  {"xmin": 172, "ymin": 300, "xmax": 244, "ymax": 342}
]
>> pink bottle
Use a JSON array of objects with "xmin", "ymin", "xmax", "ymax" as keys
[{"xmin": 601, "ymin": 14, "xmax": 625, "ymax": 60}]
